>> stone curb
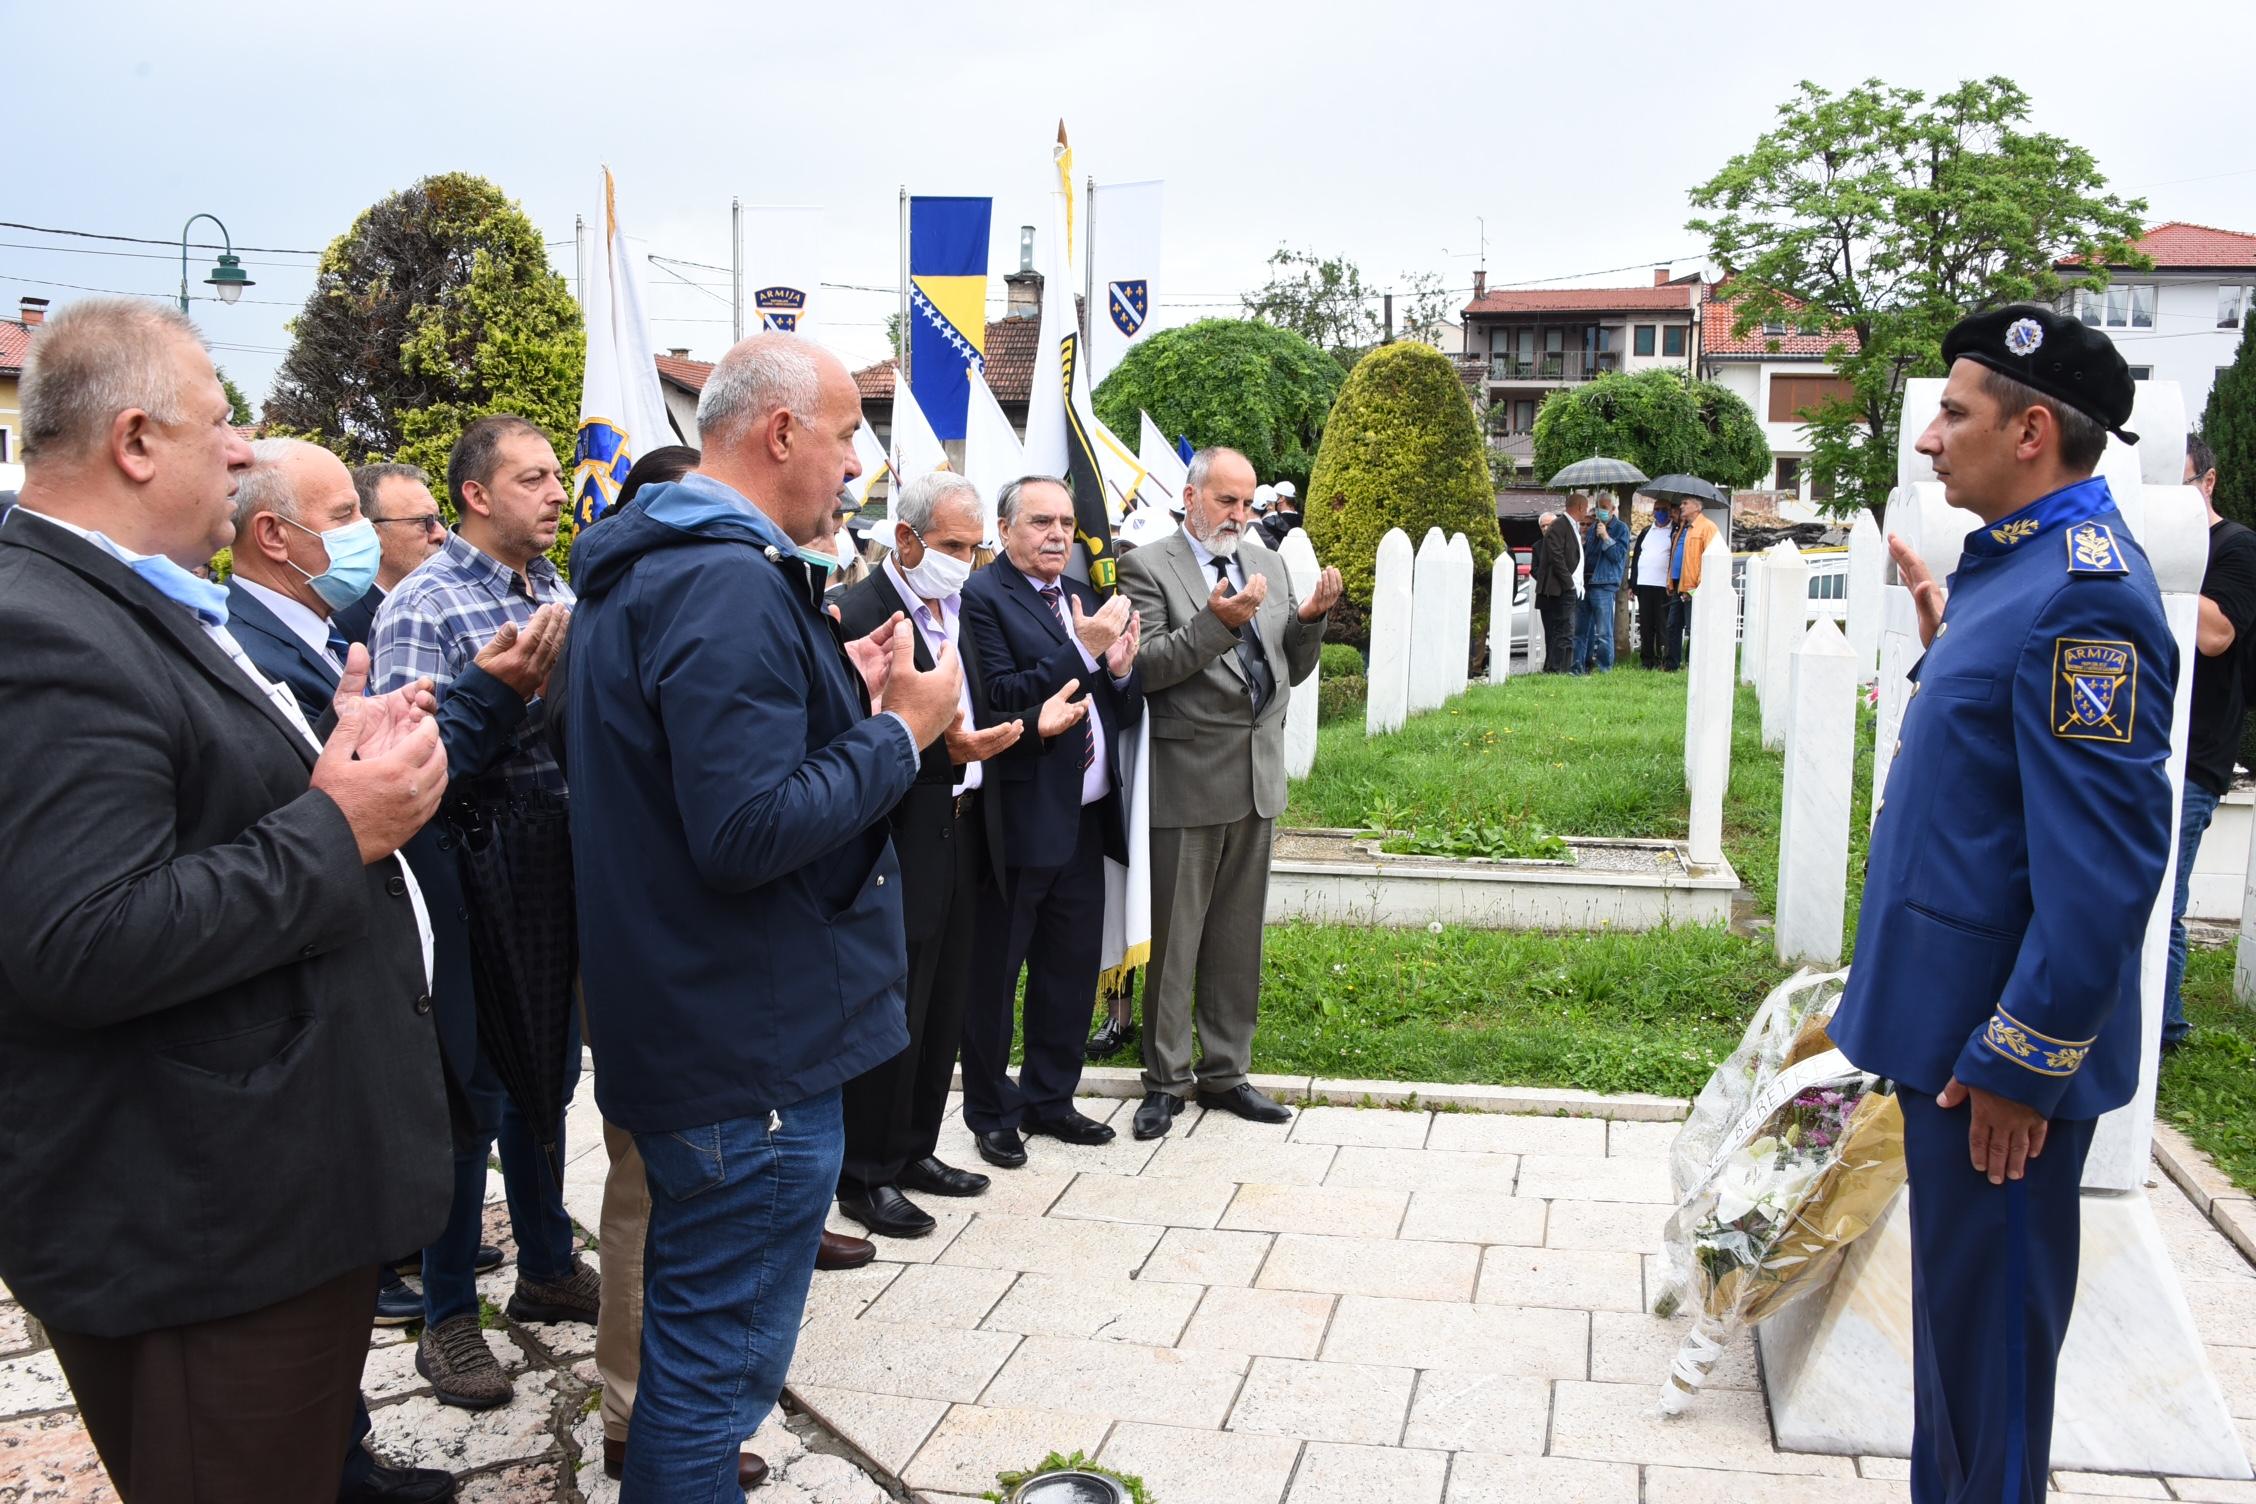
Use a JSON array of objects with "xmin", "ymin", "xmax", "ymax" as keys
[
  {"xmin": 2151, "ymin": 1121, "xmax": 2256, "ymax": 1270},
  {"xmin": 949, "ymin": 1065, "xmax": 1691, "ymax": 1122}
]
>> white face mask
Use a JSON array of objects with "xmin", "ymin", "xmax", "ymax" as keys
[{"xmin": 899, "ymin": 535, "xmax": 973, "ymax": 599}]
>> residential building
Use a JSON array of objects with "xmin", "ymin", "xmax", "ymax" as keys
[
  {"xmin": 0, "ymin": 297, "xmax": 43, "ymax": 468},
  {"xmin": 1460, "ymin": 268, "xmax": 1701, "ymax": 482},
  {"xmin": 2057, "ymin": 221, "xmax": 2256, "ymax": 420},
  {"xmin": 1699, "ymin": 283, "xmax": 1859, "ymax": 504}
]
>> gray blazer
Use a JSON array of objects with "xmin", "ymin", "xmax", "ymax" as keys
[{"xmin": 1118, "ymin": 530, "xmax": 1323, "ymax": 829}]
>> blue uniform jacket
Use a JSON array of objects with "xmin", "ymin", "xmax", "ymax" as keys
[
  {"xmin": 564, "ymin": 476, "xmax": 916, "ymax": 1135},
  {"xmin": 1831, "ymin": 477, "xmax": 2175, "ymax": 1120}
]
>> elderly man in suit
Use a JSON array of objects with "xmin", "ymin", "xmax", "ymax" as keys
[
  {"xmin": 1532, "ymin": 494, "xmax": 1587, "ymax": 673},
  {"xmin": 0, "ymin": 298, "xmax": 454, "ymax": 1501},
  {"xmin": 958, "ymin": 476, "xmax": 1145, "ymax": 1168},
  {"xmin": 1117, "ymin": 447, "xmax": 1340, "ymax": 1140}
]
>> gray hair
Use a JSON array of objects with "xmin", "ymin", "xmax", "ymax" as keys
[
  {"xmin": 1184, "ymin": 446, "xmax": 1248, "ymax": 491},
  {"xmin": 19, "ymin": 297, "xmax": 203, "ymax": 462},
  {"xmin": 894, "ymin": 471, "xmax": 983, "ymax": 536},
  {"xmin": 353, "ymin": 461, "xmax": 430, "ymax": 518},
  {"xmin": 997, "ymin": 474, "xmax": 1070, "ymax": 526},
  {"xmin": 232, "ymin": 437, "xmax": 327, "ymax": 534},
  {"xmin": 696, "ymin": 334, "xmax": 822, "ymax": 444}
]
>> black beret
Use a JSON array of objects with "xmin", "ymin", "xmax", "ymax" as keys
[{"xmin": 1941, "ymin": 302, "xmax": 2138, "ymax": 443}]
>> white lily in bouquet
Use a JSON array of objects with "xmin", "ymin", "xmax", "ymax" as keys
[{"xmin": 1651, "ymin": 968, "xmax": 1907, "ymax": 1416}]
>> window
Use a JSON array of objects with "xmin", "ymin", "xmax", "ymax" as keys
[
  {"xmin": 1769, "ymin": 375, "xmax": 1855, "ymax": 422},
  {"xmin": 1663, "ymin": 325, "xmax": 1686, "ymax": 358},
  {"xmin": 1776, "ymin": 457, "xmax": 1801, "ymax": 493},
  {"xmin": 2126, "ymin": 366, "xmax": 2152, "ymax": 381},
  {"xmin": 2221, "ymin": 286, "xmax": 2255, "ymax": 328},
  {"xmin": 1633, "ymin": 325, "xmax": 1656, "ymax": 357},
  {"xmin": 1513, "ymin": 399, "xmax": 1536, "ymax": 432},
  {"xmin": 2078, "ymin": 284, "xmax": 2157, "ymax": 329},
  {"xmin": 1762, "ymin": 320, "xmax": 1787, "ymax": 336},
  {"xmin": 0, "ymin": 428, "xmax": 9, "ymax": 463}
]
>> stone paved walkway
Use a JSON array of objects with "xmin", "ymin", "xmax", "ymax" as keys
[{"xmin": 5, "ymin": 1077, "xmax": 2255, "ymax": 1503}]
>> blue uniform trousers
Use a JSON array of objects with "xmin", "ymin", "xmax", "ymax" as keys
[{"xmin": 1902, "ymin": 1091, "xmax": 2096, "ymax": 1504}]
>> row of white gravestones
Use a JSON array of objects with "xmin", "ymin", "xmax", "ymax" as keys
[
  {"xmin": 1684, "ymin": 532, "xmax": 1738, "ymax": 868},
  {"xmin": 1279, "ymin": 529, "xmax": 1323, "ymax": 780},
  {"xmin": 1365, "ymin": 528, "xmax": 1413, "ymax": 735},
  {"xmin": 1371, "ymin": 526, "xmax": 1478, "ymax": 733}
]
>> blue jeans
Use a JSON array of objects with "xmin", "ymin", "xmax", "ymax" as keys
[
  {"xmin": 1575, "ymin": 585, "xmax": 1619, "ymax": 672},
  {"xmin": 423, "ymin": 1017, "xmax": 583, "ymax": 1325},
  {"xmin": 624, "ymin": 1089, "xmax": 844, "ymax": 1503},
  {"xmin": 2164, "ymin": 781, "xmax": 2223, "ymax": 1045}
]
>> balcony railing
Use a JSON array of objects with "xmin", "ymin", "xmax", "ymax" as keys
[{"xmin": 1488, "ymin": 352, "xmax": 1623, "ymax": 383}]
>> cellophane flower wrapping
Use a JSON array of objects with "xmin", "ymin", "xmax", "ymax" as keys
[{"xmin": 1651, "ymin": 967, "xmax": 1906, "ymax": 1415}]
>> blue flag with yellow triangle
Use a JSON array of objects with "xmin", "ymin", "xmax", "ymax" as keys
[{"xmin": 908, "ymin": 196, "xmax": 992, "ymax": 443}]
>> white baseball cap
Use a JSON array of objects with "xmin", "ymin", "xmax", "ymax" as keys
[
  {"xmin": 1252, "ymin": 484, "xmax": 1276, "ymax": 511},
  {"xmin": 1273, "ymin": 480, "xmax": 1298, "ymax": 500}
]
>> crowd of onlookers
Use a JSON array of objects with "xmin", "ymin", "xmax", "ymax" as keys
[{"xmin": 1531, "ymin": 491, "xmax": 1720, "ymax": 674}]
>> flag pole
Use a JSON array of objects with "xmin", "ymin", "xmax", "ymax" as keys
[
  {"xmin": 730, "ymin": 196, "xmax": 743, "ymax": 342},
  {"xmin": 897, "ymin": 186, "xmax": 910, "ymax": 388},
  {"xmin": 1084, "ymin": 173, "xmax": 1096, "ymax": 339}
]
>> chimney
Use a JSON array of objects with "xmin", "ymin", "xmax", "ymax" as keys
[
  {"xmin": 20, "ymin": 296, "xmax": 49, "ymax": 328},
  {"xmin": 1004, "ymin": 225, "xmax": 1043, "ymax": 319},
  {"xmin": 1653, "ymin": 266, "xmax": 1672, "ymax": 287},
  {"xmin": 667, "ymin": 347, "xmax": 689, "ymax": 359},
  {"xmin": 1472, "ymin": 269, "xmax": 1486, "ymax": 301}
]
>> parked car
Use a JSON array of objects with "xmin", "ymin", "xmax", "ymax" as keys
[{"xmin": 1730, "ymin": 548, "xmax": 1850, "ymax": 640}]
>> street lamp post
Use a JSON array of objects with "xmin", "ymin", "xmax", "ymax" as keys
[{"xmin": 179, "ymin": 214, "xmax": 253, "ymax": 313}]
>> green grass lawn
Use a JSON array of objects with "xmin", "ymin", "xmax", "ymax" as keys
[{"xmin": 2159, "ymin": 946, "xmax": 2256, "ymax": 1191}]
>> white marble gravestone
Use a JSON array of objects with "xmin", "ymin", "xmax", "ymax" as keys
[
  {"xmin": 1445, "ymin": 532, "xmax": 1474, "ymax": 697},
  {"xmin": 1757, "ymin": 543, "xmax": 1808, "ymax": 751},
  {"xmin": 1740, "ymin": 543, "xmax": 1768, "ymax": 687},
  {"xmin": 1775, "ymin": 619, "xmax": 1858, "ymax": 965},
  {"xmin": 1685, "ymin": 533, "xmax": 1737, "ymax": 867},
  {"xmin": 1278, "ymin": 529, "xmax": 1322, "ymax": 780},
  {"xmin": 1869, "ymin": 480, "xmax": 1978, "ymax": 827},
  {"xmin": 1525, "ymin": 580, "xmax": 1547, "ymax": 674},
  {"xmin": 1487, "ymin": 553, "xmax": 1513, "ymax": 686},
  {"xmin": 1407, "ymin": 528, "xmax": 1451, "ymax": 714},
  {"xmin": 1845, "ymin": 509, "xmax": 1884, "ymax": 679},
  {"xmin": 1364, "ymin": 528, "xmax": 1414, "ymax": 736}
]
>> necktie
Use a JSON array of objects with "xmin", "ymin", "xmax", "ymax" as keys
[
  {"xmin": 326, "ymin": 624, "xmax": 352, "ymax": 669},
  {"xmin": 1037, "ymin": 585, "xmax": 1098, "ymax": 772},
  {"xmin": 1211, "ymin": 557, "xmax": 1275, "ymax": 716}
]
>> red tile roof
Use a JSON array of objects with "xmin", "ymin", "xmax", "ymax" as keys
[
  {"xmin": 1462, "ymin": 285, "xmax": 1695, "ymax": 317},
  {"xmin": 0, "ymin": 319, "xmax": 31, "ymax": 374},
  {"xmin": 2063, "ymin": 221, "xmax": 2256, "ymax": 271},
  {"xmin": 656, "ymin": 315, "xmax": 1044, "ymax": 408},
  {"xmin": 1701, "ymin": 284, "xmax": 1860, "ymax": 359}
]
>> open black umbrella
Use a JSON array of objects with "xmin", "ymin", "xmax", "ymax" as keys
[
  {"xmin": 449, "ymin": 789, "xmax": 579, "ymax": 1188},
  {"xmin": 1639, "ymin": 474, "xmax": 1723, "ymax": 504}
]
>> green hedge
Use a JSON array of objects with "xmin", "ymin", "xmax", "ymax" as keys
[{"xmin": 1319, "ymin": 641, "xmax": 1365, "ymax": 678}]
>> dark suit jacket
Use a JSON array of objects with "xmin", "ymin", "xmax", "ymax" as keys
[
  {"xmin": 832, "ymin": 567, "xmax": 1014, "ymax": 940},
  {"xmin": 1533, "ymin": 513, "xmax": 1584, "ymax": 600},
  {"xmin": 330, "ymin": 582, "xmax": 385, "ymax": 648},
  {"xmin": 0, "ymin": 512, "xmax": 451, "ymax": 1337},
  {"xmin": 959, "ymin": 562, "xmax": 1143, "ymax": 870},
  {"xmin": 225, "ymin": 579, "xmax": 527, "ymax": 1089}
]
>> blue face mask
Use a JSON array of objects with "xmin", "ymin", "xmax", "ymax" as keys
[
  {"xmin": 129, "ymin": 553, "xmax": 232, "ymax": 627},
  {"xmin": 794, "ymin": 542, "xmax": 844, "ymax": 573},
  {"xmin": 283, "ymin": 516, "xmax": 381, "ymax": 610}
]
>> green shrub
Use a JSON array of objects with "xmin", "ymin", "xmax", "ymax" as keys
[
  {"xmin": 1302, "ymin": 341, "xmax": 1502, "ymax": 608},
  {"xmin": 2205, "ymin": 320, "xmax": 2256, "ymax": 530},
  {"xmin": 1531, "ymin": 368, "xmax": 1770, "ymax": 489},
  {"xmin": 1319, "ymin": 641, "xmax": 1365, "ymax": 677},
  {"xmin": 1091, "ymin": 318, "xmax": 1342, "ymax": 490},
  {"xmin": 1317, "ymin": 674, "xmax": 1367, "ymax": 724}
]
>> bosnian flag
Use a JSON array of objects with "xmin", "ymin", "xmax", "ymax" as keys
[{"xmin": 574, "ymin": 168, "xmax": 674, "ymax": 528}]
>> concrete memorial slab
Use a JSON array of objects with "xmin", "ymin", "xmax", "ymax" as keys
[
  {"xmin": 1365, "ymin": 528, "xmax": 1413, "ymax": 735},
  {"xmin": 1408, "ymin": 527, "xmax": 1451, "ymax": 714},
  {"xmin": 1278, "ymin": 528, "xmax": 1322, "ymax": 780}
]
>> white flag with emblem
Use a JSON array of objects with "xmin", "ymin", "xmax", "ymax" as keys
[
  {"xmin": 1086, "ymin": 179, "xmax": 1163, "ymax": 388},
  {"xmin": 741, "ymin": 205, "xmax": 824, "ymax": 340}
]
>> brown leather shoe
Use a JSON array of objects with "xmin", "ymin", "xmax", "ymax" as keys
[
  {"xmin": 602, "ymin": 1436, "xmax": 768, "ymax": 1489},
  {"xmin": 817, "ymin": 1228, "xmax": 876, "ymax": 1270}
]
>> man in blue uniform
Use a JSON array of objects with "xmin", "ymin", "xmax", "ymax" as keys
[{"xmin": 1831, "ymin": 303, "xmax": 2174, "ymax": 1504}]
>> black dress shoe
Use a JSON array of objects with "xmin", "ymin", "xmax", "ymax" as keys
[
  {"xmin": 373, "ymin": 1271, "xmax": 422, "ymax": 1327},
  {"xmin": 900, "ymin": 1156, "xmax": 990, "ymax": 1197},
  {"xmin": 1132, "ymin": 1091, "xmax": 1183, "ymax": 1140},
  {"xmin": 1026, "ymin": 1108, "xmax": 1116, "ymax": 1145},
  {"xmin": 391, "ymin": 1245, "xmax": 500, "ymax": 1278},
  {"xmin": 1085, "ymin": 1016, "xmax": 1136, "ymax": 1059},
  {"xmin": 837, "ymin": 1185, "xmax": 938, "ymax": 1239},
  {"xmin": 975, "ymin": 1128, "xmax": 1028, "ymax": 1168},
  {"xmin": 1197, "ymin": 1082, "xmax": 1293, "ymax": 1124},
  {"xmin": 337, "ymin": 1458, "xmax": 459, "ymax": 1502}
]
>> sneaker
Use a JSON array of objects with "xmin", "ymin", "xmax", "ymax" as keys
[
  {"xmin": 414, "ymin": 1314, "xmax": 512, "ymax": 1410},
  {"xmin": 505, "ymin": 1257, "xmax": 600, "ymax": 1325}
]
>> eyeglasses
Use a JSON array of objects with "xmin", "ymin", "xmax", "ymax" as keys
[{"xmin": 374, "ymin": 515, "xmax": 447, "ymax": 534}]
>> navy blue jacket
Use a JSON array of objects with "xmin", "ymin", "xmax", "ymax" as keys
[
  {"xmin": 960, "ymin": 561, "xmax": 1143, "ymax": 870},
  {"xmin": 1832, "ymin": 477, "xmax": 2175, "ymax": 1119},
  {"xmin": 224, "ymin": 577, "xmax": 528, "ymax": 1089},
  {"xmin": 564, "ymin": 476, "xmax": 917, "ymax": 1134}
]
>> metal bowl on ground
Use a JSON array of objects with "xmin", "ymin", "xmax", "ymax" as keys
[{"xmin": 1008, "ymin": 1470, "xmax": 1132, "ymax": 1504}]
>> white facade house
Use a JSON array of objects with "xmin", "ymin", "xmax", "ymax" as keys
[
  {"xmin": 1699, "ymin": 285, "xmax": 1860, "ymax": 506},
  {"xmin": 2057, "ymin": 221, "xmax": 2256, "ymax": 422}
]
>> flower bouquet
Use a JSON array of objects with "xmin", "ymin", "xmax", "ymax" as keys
[{"xmin": 1651, "ymin": 967, "xmax": 1906, "ymax": 1415}]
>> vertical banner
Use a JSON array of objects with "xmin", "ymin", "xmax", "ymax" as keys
[
  {"xmin": 907, "ymin": 196, "xmax": 992, "ymax": 443},
  {"xmin": 574, "ymin": 168, "xmax": 675, "ymax": 527},
  {"xmin": 1087, "ymin": 179, "xmax": 1163, "ymax": 389},
  {"xmin": 741, "ymin": 205, "xmax": 824, "ymax": 339},
  {"xmin": 962, "ymin": 365, "xmax": 1024, "ymax": 545},
  {"xmin": 1023, "ymin": 123, "xmax": 1117, "ymax": 592}
]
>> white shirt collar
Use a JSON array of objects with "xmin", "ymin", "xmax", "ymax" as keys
[
  {"xmin": 234, "ymin": 576, "xmax": 335, "ymax": 661},
  {"xmin": 1183, "ymin": 528, "xmax": 1241, "ymax": 579}
]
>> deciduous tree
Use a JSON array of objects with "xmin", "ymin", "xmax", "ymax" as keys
[{"xmin": 1091, "ymin": 318, "xmax": 1342, "ymax": 491}]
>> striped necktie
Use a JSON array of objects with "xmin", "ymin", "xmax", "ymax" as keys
[{"xmin": 1038, "ymin": 584, "xmax": 1097, "ymax": 772}]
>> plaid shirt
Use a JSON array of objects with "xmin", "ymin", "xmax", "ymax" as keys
[{"xmin": 368, "ymin": 531, "xmax": 575, "ymax": 794}]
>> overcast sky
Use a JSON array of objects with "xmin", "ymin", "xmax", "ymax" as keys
[{"xmin": 8, "ymin": 0, "xmax": 2252, "ymax": 409}]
